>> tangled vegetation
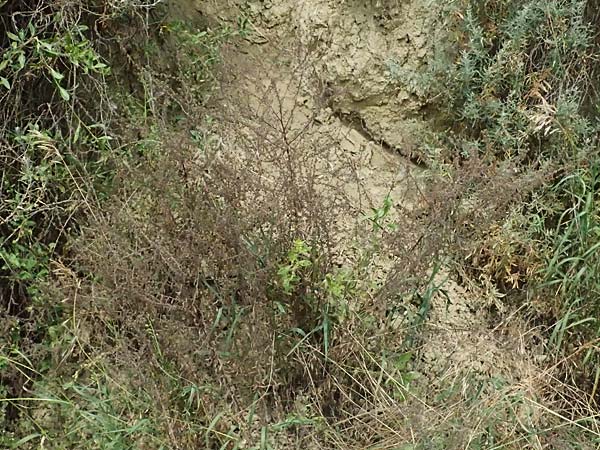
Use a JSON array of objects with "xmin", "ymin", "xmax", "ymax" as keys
[
  {"xmin": 1, "ymin": 0, "xmax": 600, "ymax": 449},
  {"xmin": 427, "ymin": 0, "xmax": 600, "ymax": 384}
]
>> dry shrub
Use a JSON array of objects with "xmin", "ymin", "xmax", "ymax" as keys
[
  {"xmin": 60, "ymin": 46, "xmax": 356, "ymax": 419},
  {"xmin": 382, "ymin": 143, "xmax": 554, "ymax": 301}
]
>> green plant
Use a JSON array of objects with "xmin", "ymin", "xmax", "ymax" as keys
[
  {"xmin": 277, "ymin": 239, "xmax": 313, "ymax": 296},
  {"xmin": 543, "ymin": 165, "xmax": 600, "ymax": 369},
  {"xmin": 0, "ymin": 20, "xmax": 109, "ymax": 99},
  {"xmin": 158, "ymin": 19, "xmax": 240, "ymax": 102},
  {"xmin": 432, "ymin": 0, "xmax": 596, "ymax": 161},
  {"xmin": 276, "ymin": 239, "xmax": 358, "ymax": 359},
  {"xmin": 0, "ymin": 6, "xmax": 117, "ymax": 320},
  {"xmin": 381, "ymin": 351, "xmax": 418, "ymax": 401},
  {"xmin": 367, "ymin": 194, "xmax": 395, "ymax": 231},
  {"xmin": 426, "ymin": 0, "xmax": 600, "ymax": 377}
]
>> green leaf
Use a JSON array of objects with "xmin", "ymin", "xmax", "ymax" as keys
[
  {"xmin": 290, "ymin": 327, "xmax": 307, "ymax": 337},
  {"xmin": 57, "ymin": 85, "xmax": 70, "ymax": 101},
  {"xmin": 2, "ymin": 252, "xmax": 21, "ymax": 269},
  {"xmin": 39, "ymin": 41, "xmax": 58, "ymax": 55},
  {"xmin": 393, "ymin": 352, "xmax": 413, "ymax": 370},
  {"xmin": 49, "ymin": 67, "xmax": 64, "ymax": 81},
  {"xmin": 323, "ymin": 314, "xmax": 330, "ymax": 357},
  {"xmin": 0, "ymin": 77, "xmax": 10, "ymax": 89},
  {"xmin": 12, "ymin": 433, "xmax": 41, "ymax": 446},
  {"xmin": 6, "ymin": 31, "xmax": 19, "ymax": 41},
  {"xmin": 73, "ymin": 122, "xmax": 81, "ymax": 144},
  {"xmin": 274, "ymin": 301, "xmax": 287, "ymax": 314},
  {"xmin": 17, "ymin": 52, "xmax": 26, "ymax": 69}
]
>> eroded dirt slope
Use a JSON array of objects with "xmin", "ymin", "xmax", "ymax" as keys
[
  {"xmin": 203, "ymin": 0, "xmax": 446, "ymax": 159},
  {"xmin": 197, "ymin": 0, "xmax": 540, "ymax": 391},
  {"xmin": 188, "ymin": 1, "xmax": 548, "ymax": 445}
]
